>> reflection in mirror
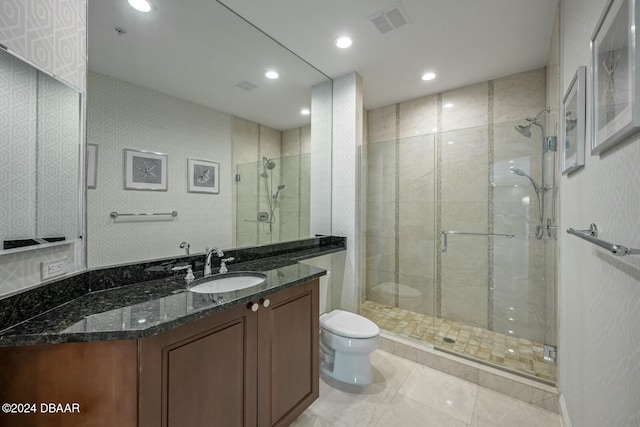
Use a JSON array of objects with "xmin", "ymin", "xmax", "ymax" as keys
[
  {"xmin": 0, "ymin": 49, "xmax": 82, "ymax": 254},
  {"xmin": 561, "ymin": 65, "xmax": 585, "ymax": 175},
  {"xmin": 87, "ymin": 0, "xmax": 331, "ymax": 268}
]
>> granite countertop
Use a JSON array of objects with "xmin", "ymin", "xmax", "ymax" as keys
[{"xmin": 0, "ymin": 242, "xmax": 345, "ymax": 347}]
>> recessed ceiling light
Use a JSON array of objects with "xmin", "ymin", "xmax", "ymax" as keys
[
  {"xmin": 265, "ymin": 70, "xmax": 279, "ymax": 79},
  {"xmin": 508, "ymin": 330, "xmax": 514, "ymax": 334},
  {"xmin": 335, "ymin": 36, "xmax": 353, "ymax": 49},
  {"xmin": 447, "ymin": 141, "xmax": 455, "ymax": 145},
  {"xmin": 431, "ymin": 127, "xmax": 438, "ymax": 132},
  {"xmin": 508, "ymin": 348, "xmax": 515, "ymax": 353},
  {"xmin": 422, "ymin": 72, "xmax": 437, "ymax": 81},
  {"xmin": 443, "ymin": 103, "xmax": 454, "ymax": 109},
  {"xmin": 300, "ymin": 108, "xmax": 311, "ymax": 115},
  {"xmin": 128, "ymin": 0, "xmax": 152, "ymax": 12}
]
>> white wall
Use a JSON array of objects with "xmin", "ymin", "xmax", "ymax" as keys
[
  {"xmin": 0, "ymin": 0, "xmax": 86, "ymax": 297},
  {"xmin": 330, "ymin": 72, "xmax": 363, "ymax": 312},
  {"xmin": 87, "ymin": 72, "xmax": 233, "ymax": 267},
  {"xmin": 559, "ymin": 0, "xmax": 640, "ymax": 425}
]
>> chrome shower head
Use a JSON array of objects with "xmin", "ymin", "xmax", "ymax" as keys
[
  {"xmin": 277, "ymin": 184, "xmax": 285, "ymax": 190},
  {"xmin": 510, "ymin": 167, "xmax": 527, "ymax": 177},
  {"xmin": 510, "ymin": 167, "xmax": 540, "ymax": 193},
  {"xmin": 515, "ymin": 124, "xmax": 532, "ymax": 138}
]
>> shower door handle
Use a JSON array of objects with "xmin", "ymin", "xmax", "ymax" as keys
[{"xmin": 440, "ymin": 231, "xmax": 515, "ymax": 253}]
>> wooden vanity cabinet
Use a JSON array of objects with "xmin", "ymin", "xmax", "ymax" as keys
[
  {"xmin": 139, "ymin": 278, "xmax": 319, "ymax": 427},
  {"xmin": 0, "ymin": 279, "xmax": 319, "ymax": 427},
  {"xmin": 257, "ymin": 279, "xmax": 319, "ymax": 427}
]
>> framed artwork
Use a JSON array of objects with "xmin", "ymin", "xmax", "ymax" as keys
[
  {"xmin": 562, "ymin": 66, "xmax": 586, "ymax": 175},
  {"xmin": 87, "ymin": 144, "xmax": 98, "ymax": 189},
  {"xmin": 187, "ymin": 158, "xmax": 219, "ymax": 194},
  {"xmin": 124, "ymin": 149, "xmax": 168, "ymax": 191},
  {"xmin": 591, "ymin": 0, "xmax": 640, "ymax": 153}
]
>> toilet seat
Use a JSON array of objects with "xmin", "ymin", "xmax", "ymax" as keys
[{"xmin": 320, "ymin": 310, "xmax": 380, "ymax": 339}]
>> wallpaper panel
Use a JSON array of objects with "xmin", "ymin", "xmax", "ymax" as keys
[
  {"xmin": 36, "ymin": 71, "xmax": 81, "ymax": 238},
  {"xmin": 0, "ymin": 0, "xmax": 86, "ymax": 298},
  {"xmin": 0, "ymin": 50, "xmax": 37, "ymax": 241},
  {"xmin": 87, "ymin": 72, "xmax": 233, "ymax": 268},
  {"xmin": 560, "ymin": 0, "xmax": 640, "ymax": 425},
  {"xmin": 0, "ymin": 0, "xmax": 87, "ymax": 91}
]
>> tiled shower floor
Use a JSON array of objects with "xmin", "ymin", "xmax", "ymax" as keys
[{"xmin": 360, "ymin": 300, "xmax": 556, "ymax": 383}]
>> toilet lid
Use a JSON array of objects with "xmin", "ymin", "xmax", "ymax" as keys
[{"xmin": 320, "ymin": 310, "xmax": 380, "ymax": 339}]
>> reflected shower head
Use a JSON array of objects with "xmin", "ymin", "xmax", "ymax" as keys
[
  {"xmin": 273, "ymin": 184, "xmax": 286, "ymax": 200},
  {"xmin": 515, "ymin": 124, "xmax": 532, "ymax": 138},
  {"xmin": 261, "ymin": 157, "xmax": 276, "ymax": 178},
  {"xmin": 263, "ymin": 157, "xmax": 276, "ymax": 170}
]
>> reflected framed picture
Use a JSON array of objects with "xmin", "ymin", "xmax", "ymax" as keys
[
  {"xmin": 562, "ymin": 66, "xmax": 586, "ymax": 175},
  {"xmin": 87, "ymin": 144, "xmax": 98, "ymax": 189},
  {"xmin": 591, "ymin": 0, "xmax": 640, "ymax": 153},
  {"xmin": 187, "ymin": 158, "xmax": 219, "ymax": 194},
  {"xmin": 124, "ymin": 149, "xmax": 168, "ymax": 191}
]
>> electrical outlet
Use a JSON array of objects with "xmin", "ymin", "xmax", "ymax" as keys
[{"xmin": 41, "ymin": 258, "xmax": 68, "ymax": 280}]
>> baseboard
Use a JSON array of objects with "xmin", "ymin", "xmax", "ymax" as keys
[
  {"xmin": 559, "ymin": 394, "xmax": 572, "ymax": 427},
  {"xmin": 379, "ymin": 332, "xmax": 559, "ymax": 413}
]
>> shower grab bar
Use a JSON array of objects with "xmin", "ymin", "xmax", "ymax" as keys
[
  {"xmin": 110, "ymin": 211, "xmax": 178, "ymax": 219},
  {"xmin": 566, "ymin": 223, "xmax": 640, "ymax": 256},
  {"xmin": 440, "ymin": 230, "xmax": 515, "ymax": 253}
]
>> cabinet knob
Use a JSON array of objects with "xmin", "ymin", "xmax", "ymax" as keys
[
  {"xmin": 261, "ymin": 298, "xmax": 270, "ymax": 308},
  {"xmin": 249, "ymin": 302, "xmax": 259, "ymax": 312}
]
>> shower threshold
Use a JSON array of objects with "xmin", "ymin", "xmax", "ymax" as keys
[{"xmin": 360, "ymin": 300, "xmax": 556, "ymax": 383}]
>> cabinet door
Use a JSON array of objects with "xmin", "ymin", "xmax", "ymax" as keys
[
  {"xmin": 139, "ymin": 302, "xmax": 258, "ymax": 427},
  {"xmin": 258, "ymin": 279, "xmax": 319, "ymax": 427}
]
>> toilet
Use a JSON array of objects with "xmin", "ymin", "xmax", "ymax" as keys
[{"xmin": 319, "ymin": 309, "xmax": 380, "ymax": 385}]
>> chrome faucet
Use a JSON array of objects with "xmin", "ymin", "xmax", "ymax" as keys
[
  {"xmin": 219, "ymin": 257, "xmax": 235, "ymax": 274},
  {"xmin": 204, "ymin": 247, "xmax": 224, "ymax": 277}
]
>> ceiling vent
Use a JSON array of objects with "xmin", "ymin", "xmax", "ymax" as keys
[
  {"xmin": 370, "ymin": 2, "xmax": 409, "ymax": 34},
  {"xmin": 235, "ymin": 80, "xmax": 258, "ymax": 91}
]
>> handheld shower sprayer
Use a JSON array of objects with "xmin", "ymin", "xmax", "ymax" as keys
[{"xmin": 510, "ymin": 167, "xmax": 544, "ymax": 239}]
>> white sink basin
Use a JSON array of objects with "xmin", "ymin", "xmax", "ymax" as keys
[{"xmin": 187, "ymin": 272, "xmax": 267, "ymax": 294}]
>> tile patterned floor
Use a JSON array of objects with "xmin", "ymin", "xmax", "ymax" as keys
[
  {"xmin": 291, "ymin": 350, "xmax": 561, "ymax": 427},
  {"xmin": 360, "ymin": 301, "xmax": 556, "ymax": 383}
]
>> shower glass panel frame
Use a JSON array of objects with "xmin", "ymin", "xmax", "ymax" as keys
[{"xmin": 360, "ymin": 120, "xmax": 557, "ymax": 383}]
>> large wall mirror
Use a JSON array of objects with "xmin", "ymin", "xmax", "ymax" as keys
[
  {"xmin": 0, "ymin": 49, "xmax": 82, "ymax": 254},
  {"xmin": 87, "ymin": 0, "xmax": 332, "ymax": 268}
]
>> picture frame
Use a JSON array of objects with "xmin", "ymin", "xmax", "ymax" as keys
[
  {"xmin": 187, "ymin": 158, "xmax": 219, "ymax": 194},
  {"xmin": 87, "ymin": 144, "xmax": 98, "ymax": 189},
  {"xmin": 562, "ymin": 66, "xmax": 586, "ymax": 175},
  {"xmin": 591, "ymin": 0, "xmax": 640, "ymax": 154},
  {"xmin": 124, "ymin": 148, "xmax": 168, "ymax": 191}
]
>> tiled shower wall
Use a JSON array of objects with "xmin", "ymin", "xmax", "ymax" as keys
[
  {"xmin": 365, "ymin": 67, "xmax": 556, "ymax": 344},
  {"xmin": 232, "ymin": 119, "xmax": 311, "ymax": 248}
]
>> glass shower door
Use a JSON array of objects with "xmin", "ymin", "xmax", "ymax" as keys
[{"xmin": 438, "ymin": 122, "xmax": 555, "ymax": 381}]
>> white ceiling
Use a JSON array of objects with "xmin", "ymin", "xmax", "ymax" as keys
[
  {"xmin": 221, "ymin": 0, "xmax": 560, "ymax": 110},
  {"xmin": 88, "ymin": 0, "xmax": 329, "ymax": 130},
  {"xmin": 89, "ymin": 0, "xmax": 559, "ymax": 130}
]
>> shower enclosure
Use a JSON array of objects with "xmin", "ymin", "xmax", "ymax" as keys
[
  {"xmin": 235, "ymin": 154, "xmax": 311, "ymax": 247},
  {"xmin": 360, "ymin": 117, "xmax": 558, "ymax": 383}
]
